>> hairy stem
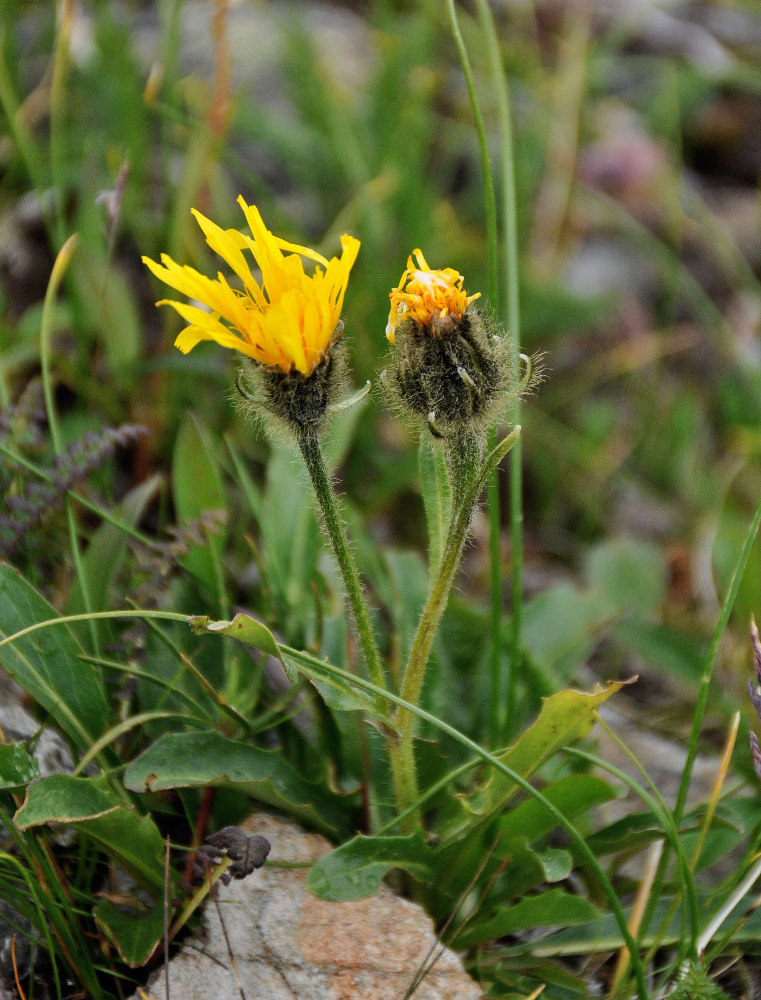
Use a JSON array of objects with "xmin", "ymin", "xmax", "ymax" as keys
[
  {"xmin": 390, "ymin": 434, "xmax": 484, "ymax": 830},
  {"xmin": 297, "ymin": 427, "xmax": 386, "ymax": 697}
]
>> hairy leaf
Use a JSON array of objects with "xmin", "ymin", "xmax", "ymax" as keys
[
  {"xmin": 124, "ymin": 730, "xmax": 343, "ymax": 835},
  {"xmin": 94, "ymin": 899, "xmax": 165, "ymax": 967},
  {"xmin": 454, "ymin": 888, "xmax": 600, "ymax": 948},
  {"xmin": 189, "ymin": 611, "xmax": 378, "ymax": 714},
  {"xmin": 307, "ymin": 831, "xmax": 433, "ymax": 901}
]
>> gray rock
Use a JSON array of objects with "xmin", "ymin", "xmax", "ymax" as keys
[{"xmin": 132, "ymin": 812, "xmax": 483, "ymax": 1000}]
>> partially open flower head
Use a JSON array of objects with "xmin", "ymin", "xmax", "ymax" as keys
[
  {"xmin": 142, "ymin": 198, "xmax": 360, "ymax": 431},
  {"xmin": 386, "ymin": 250, "xmax": 480, "ymax": 344},
  {"xmin": 383, "ymin": 249, "xmax": 512, "ymax": 438}
]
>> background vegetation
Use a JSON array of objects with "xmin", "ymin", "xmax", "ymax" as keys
[{"xmin": 2, "ymin": 0, "xmax": 761, "ymax": 997}]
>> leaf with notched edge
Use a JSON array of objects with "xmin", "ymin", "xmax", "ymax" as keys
[{"xmin": 124, "ymin": 730, "xmax": 345, "ymax": 835}]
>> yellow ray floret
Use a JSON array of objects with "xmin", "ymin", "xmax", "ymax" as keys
[
  {"xmin": 386, "ymin": 249, "xmax": 480, "ymax": 344},
  {"xmin": 142, "ymin": 198, "xmax": 360, "ymax": 376}
]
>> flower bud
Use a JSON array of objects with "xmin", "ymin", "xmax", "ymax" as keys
[{"xmin": 382, "ymin": 250, "xmax": 513, "ymax": 437}]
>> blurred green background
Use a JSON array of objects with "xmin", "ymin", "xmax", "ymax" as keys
[{"xmin": 2, "ymin": 0, "xmax": 761, "ymax": 750}]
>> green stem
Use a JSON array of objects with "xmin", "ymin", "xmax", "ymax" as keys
[
  {"xmin": 50, "ymin": 0, "xmax": 71, "ymax": 246},
  {"xmin": 447, "ymin": 0, "xmax": 526, "ymax": 748},
  {"xmin": 389, "ymin": 499, "xmax": 472, "ymax": 829},
  {"xmin": 474, "ymin": 0, "xmax": 524, "ymax": 746},
  {"xmin": 397, "ymin": 494, "xmax": 473, "ymax": 723},
  {"xmin": 297, "ymin": 428, "xmax": 386, "ymax": 696},
  {"xmin": 444, "ymin": 0, "xmax": 498, "ymax": 307},
  {"xmin": 390, "ymin": 429, "xmax": 519, "ymax": 829},
  {"xmin": 0, "ymin": 609, "xmax": 190, "ymax": 652}
]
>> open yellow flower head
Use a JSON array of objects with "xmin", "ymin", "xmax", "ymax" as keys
[
  {"xmin": 142, "ymin": 198, "xmax": 360, "ymax": 377},
  {"xmin": 386, "ymin": 249, "xmax": 480, "ymax": 344}
]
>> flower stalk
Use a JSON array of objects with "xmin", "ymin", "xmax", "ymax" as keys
[
  {"xmin": 144, "ymin": 199, "xmax": 387, "ymax": 696},
  {"xmin": 146, "ymin": 199, "xmax": 532, "ymax": 834},
  {"xmin": 381, "ymin": 248, "xmax": 528, "ymax": 826},
  {"xmin": 390, "ymin": 425, "xmax": 521, "ymax": 828},
  {"xmin": 297, "ymin": 426, "xmax": 386, "ymax": 699}
]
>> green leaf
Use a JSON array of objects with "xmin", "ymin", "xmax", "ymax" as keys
[
  {"xmin": 171, "ymin": 414, "xmax": 227, "ymax": 594},
  {"xmin": 536, "ymin": 848, "xmax": 573, "ymax": 883},
  {"xmin": 585, "ymin": 538, "xmax": 665, "ymax": 617},
  {"xmin": 498, "ymin": 774, "xmax": 619, "ymax": 842},
  {"xmin": 489, "ymin": 839, "xmax": 573, "ymax": 899},
  {"xmin": 188, "ymin": 611, "xmax": 377, "ymax": 714},
  {"xmin": 522, "ymin": 583, "xmax": 616, "ymax": 686},
  {"xmin": 0, "ymin": 743, "xmax": 39, "ymax": 790},
  {"xmin": 14, "ymin": 774, "xmax": 121, "ymax": 825},
  {"xmin": 94, "ymin": 899, "xmax": 165, "ymax": 967},
  {"xmin": 0, "ymin": 563, "xmax": 109, "ymax": 748},
  {"xmin": 439, "ymin": 810, "xmax": 577, "ymax": 905},
  {"xmin": 307, "ymin": 832, "xmax": 433, "ymax": 901},
  {"xmin": 192, "ymin": 612, "xmax": 280, "ymax": 658},
  {"xmin": 15, "ymin": 778, "xmax": 177, "ymax": 894},
  {"xmin": 508, "ymin": 895, "xmax": 684, "ymax": 957},
  {"xmin": 446, "ymin": 682, "xmax": 630, "ymax": 838},
  {"xmin": 418, "ymin": 436, "xmax": 451, "ymax": 579},
  {"xmin": 123, "ymin": 731, "xmax": 342, "ymax": 835},
  {"xmin": 583, "ymin": 811, "xmax": 663, "ymax": 857},
  {"xmin": 454, "ymin": 888, "xmax": 600, "ymax": 948},
  {"xmin": 74, "ymin": 807, "xmax": 166, "ymax": 892}
]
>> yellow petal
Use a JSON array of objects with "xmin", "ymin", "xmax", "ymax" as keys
[{"xmin": 144, "ymin": 199, "xmax": 360, "ymax": 373}]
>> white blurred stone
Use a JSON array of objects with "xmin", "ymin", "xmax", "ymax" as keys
[{"xmin": 132, "ymin": 812, "xmax": 483, "ymax": 1000}]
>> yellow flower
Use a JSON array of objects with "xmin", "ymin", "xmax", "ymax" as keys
[
  {"xmin": 142, "ymin": 198, "xmax": 360, "ymax": 377},
  {"xmin": 386, "ymin": 249, "xmax": 480, "ymax": 344}
]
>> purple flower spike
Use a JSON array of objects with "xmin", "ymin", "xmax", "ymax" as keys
[{"xmin": 749, "ymin": 618, "xmax": 761, "ymax": 722}]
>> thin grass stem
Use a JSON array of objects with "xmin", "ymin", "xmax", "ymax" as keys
[
  {"xmin": 445, "ymin": 0, "xmax": 524, "ymax": 749},
  {"xmin": 50, "ymin": 0, "xmax": 72, "ymax": 245},
  {"xmin": 569, "ymin": 733, "xmax": 699, "ymax": 967},
  {"xmin": 675, "ymin": 495, "xmax": 761, "ymax": 825},
  {"xmin": 689, "ymin": 711, "xmax": 740, "ymax": 872},
  {"xmin": 473, "ymin": 0, "xmax": 524, "ymax": 745},
  {"xmin": 0, "ymin": 609, "xmax": 190, "ymax": 653}
]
